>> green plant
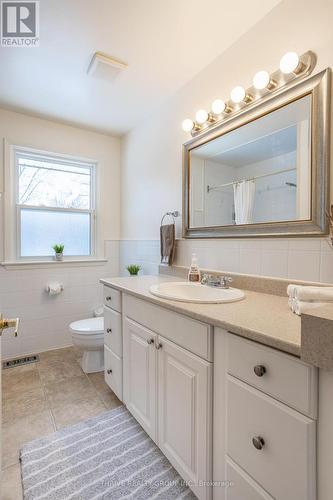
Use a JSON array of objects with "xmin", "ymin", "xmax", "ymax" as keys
[
  {"xmin": 126, "ymin": 264, "xmax": 141, "ymax": 275},
  {"xmin": 52, "ymin": 244, "xmax": 64, "ymax": 254}
]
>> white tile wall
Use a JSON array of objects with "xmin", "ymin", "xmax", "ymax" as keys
[
  {"xmin": 119, "ymin": 237, "xmax": 333, "ymax": 285},
  {"xmin": 3, "ymin": 236, "xmax": 333, "ymax": 359},
  {"xmin": 0, "ymin": 240, "xmax": 119, "ymax": 359},
  {"xmin": 119, "ymin": 240, "xmax": 161, "ymax": 276}
]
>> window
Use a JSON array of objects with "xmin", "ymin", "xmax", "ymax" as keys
[{"xmin": 15, "ymin": 148, "xmax": 96, "ymax": 258}]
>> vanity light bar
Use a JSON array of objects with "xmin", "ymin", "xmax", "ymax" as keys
[{"xmin": 182, "ymin": 50, "xmax": 316, "ymax": 137}]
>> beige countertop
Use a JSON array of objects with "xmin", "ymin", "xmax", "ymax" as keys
[
  {"xmin": 100, "ymin": 275, "xmax": 302, "ymax": 357},
  {"xmin": 301, "ymin": 304, "xmax": 333, "ymax": 369}
]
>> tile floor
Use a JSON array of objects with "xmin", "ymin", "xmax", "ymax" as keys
[{"xmin": 1, "ymin": 346, "xmax": 122, "ymax": 500}]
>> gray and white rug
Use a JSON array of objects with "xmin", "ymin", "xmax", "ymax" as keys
[{"xmin": 20, "ymin": 406, "xmax": 196, "ymax": 499}]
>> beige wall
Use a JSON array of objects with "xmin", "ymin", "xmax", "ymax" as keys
[
  {"xmin": 0, "ymin": 107, "xmax": 121, "ymax": 259},
  {"xmin": 0, "ymin": 108, "xmax": 121, "ymax": 358},
  {"xmin": 121, "ymin": 0, "xmax": 333, "ymax": 239}
]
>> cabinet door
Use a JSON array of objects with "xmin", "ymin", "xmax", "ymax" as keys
[
  {"xmin": 123, "ymin": 317, "xmax": 157, "ymax": 441},
  {"xmin": 226, "ymin": 375, "xmax": 316, "ymax": 500},
  {"xmin": 158, "ymin": 337, "xmax": 213, "ymax": 500}
]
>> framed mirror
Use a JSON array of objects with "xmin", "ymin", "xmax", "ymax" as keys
[{"xmin": 183, "ymin": 69, "xmax": 330, "ymax": 238}]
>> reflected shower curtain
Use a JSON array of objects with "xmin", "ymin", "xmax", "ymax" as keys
[{"xmin": 233, "ymin": 180, "xmax": 256, "ymax": 224}]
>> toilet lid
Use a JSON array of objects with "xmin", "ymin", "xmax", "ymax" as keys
[{"xmin": 70, "ymin": 317, "xmax": 104, "ymax": 334}]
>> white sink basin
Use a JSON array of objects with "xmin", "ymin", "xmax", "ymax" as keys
[{"xmin": 149, "ymin": 281, "xmax": 244, "ymax": 304}]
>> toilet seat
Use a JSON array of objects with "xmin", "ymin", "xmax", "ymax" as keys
[{"xmin": 70, "ymin": 317, "xmax": 104, "ymax": 335}]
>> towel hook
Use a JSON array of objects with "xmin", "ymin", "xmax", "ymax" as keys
[{"xmin": 160, "ymin": 210, "xmax": 180, "ymax": 226}]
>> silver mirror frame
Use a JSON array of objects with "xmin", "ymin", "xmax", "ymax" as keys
[{"xmin": 182, "ymin": 68, "xmax": 331, "ymax": 238}]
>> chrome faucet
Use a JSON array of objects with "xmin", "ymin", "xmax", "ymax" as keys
[
  {"xmin": 201, "ymin": 274, "xmax": 233, "ymax": 289},
  {"xmin": 0, "ymin": 314, "xmax": 19, "ymax": 337}
]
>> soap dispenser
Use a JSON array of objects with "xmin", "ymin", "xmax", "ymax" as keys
[{"xmin": 188, "ymin": 253, "xmax": 201, "ymax": 282}]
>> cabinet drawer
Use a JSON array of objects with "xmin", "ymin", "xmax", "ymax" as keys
[
  {"xmin": 103, "ymin": 286, "xmax": 122, "ymax": 312},
  {"xmin": 226, "ymin": 376, "xmax": 316, "ymax": 500},
  {"xmin": 123, "ymin": 294, "xmax": 213, "ymax": 361},
  {"xmin": 227, "ymin": 333, "xmax": 317, "ymax": 417},
  {"xmin": 104, "ymin": 345, "xmax": 123, "ymax": 401},
  {"xmin": 226, "ymin": 457, "xmax": 274, "ymax": 500},
  {"xmin": 104, "ymin": 307, "xmax": 122, "ymax": 358}
]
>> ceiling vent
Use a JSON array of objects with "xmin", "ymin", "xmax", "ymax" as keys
[{"xmin": 87, "ymin": 51, "xmax": 128, "ymax": 80}]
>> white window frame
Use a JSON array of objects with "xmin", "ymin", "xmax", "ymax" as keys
[{"xmin": 12, "ymin": 146, "xmax": 97, "ymax": 261}]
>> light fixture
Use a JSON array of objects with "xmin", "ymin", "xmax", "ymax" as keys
[
  {"xmin": 230, "ymin": 86, "xmax": 253, "ymax": 104},
  {"xmin": 211, "ymin": 99, "xmax": 232, "ymax": 115},
  {"xmin": 211, "ymin": 99, "xmax": 225, "ymax": 114},
  {"xmin": 182, "ymin": 119, "xmax": 194, "ymax": 132},
  {"xmin": 181, "ymin": 50, "xmax": 315, "ymax": 136},
  {"xmin": 195, "ymin": 109, "xmax": 209, "ymax": 124},
  {"xmin": 279, "ymin": 52, "xmax": 304, "ymax": 74},
  {"xmin": 253, "ymin": 70, "xmax": 276, "ymax": 90}
]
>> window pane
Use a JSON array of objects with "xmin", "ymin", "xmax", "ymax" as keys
[
  {"xmin": 20, "ymin": 209, "xmax": 91, "ymax": 257},
  {"xmin": 17, "ymin": 156, "xmax": 92, "ymax": 209}
]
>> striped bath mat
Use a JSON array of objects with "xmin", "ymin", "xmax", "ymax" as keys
[{"xmin": 20, "ymin": 406, "xmax": 196, "ymax": 499}]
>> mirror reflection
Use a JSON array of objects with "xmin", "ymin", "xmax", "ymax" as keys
[{"xmin": 189, "ymin": 95, "xmax": 311, "ymax": 228}]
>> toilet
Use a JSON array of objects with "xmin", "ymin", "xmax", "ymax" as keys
[{"xmin": 70, "ymin": 317, "xmax": 104, "ymax": 373}]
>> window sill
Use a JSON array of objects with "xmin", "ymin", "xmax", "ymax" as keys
[{"xmin": 1, "ymin": 259, "xmax": 108, "ymax": 270}]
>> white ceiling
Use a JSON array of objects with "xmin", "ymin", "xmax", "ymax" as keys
[{"xmin": 0, "ymin": 0, "xmax": 281, "ymax": 135}]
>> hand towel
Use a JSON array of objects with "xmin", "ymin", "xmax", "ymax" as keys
[
  {"xmin": 293, "ymin": 301, "xmax": 327, "ymax": 316},
  {"xmin": 160, "ymin": 223, "xmax": 175, "ymax": 266},
  {"xmin": 294, "ymin": 286, "xmax": 333, "ymax": 302}
]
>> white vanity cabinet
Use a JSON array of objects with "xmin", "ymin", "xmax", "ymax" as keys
[
  {"xmin": 103, "ymin": 286, "xmax": 123, "ymax": 401},
  {"xmin": 214, "ymin": 328, "xmax": 318, "ymax": 500},
  {"xmin": 123, "ymin": 294, "xmax": 213, "ymax": 500},
  {"xmin": 102, "ymin": 282, "xmax": 322, "ymax": 500}
]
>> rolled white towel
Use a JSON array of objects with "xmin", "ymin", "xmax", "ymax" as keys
[
  {"xmin": 294, "ymin": 286, "xmax": 333, "ymax": 302},
  {"xmin": 287, "ymin": 283, "xmax": 299, "ymax": 299},
  {"xmin": 293, "ymin": 300, "xmax": 327, "ymax": 316}
]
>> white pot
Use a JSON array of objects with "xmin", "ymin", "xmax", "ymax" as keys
[{"xmin": 54, "ymin": 253, "xmax": 63, "ymax": 261}]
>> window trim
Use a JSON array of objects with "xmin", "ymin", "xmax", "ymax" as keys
[{"xmin": 9, "ymin": 145, "xmax": 98, "ymax": 261}]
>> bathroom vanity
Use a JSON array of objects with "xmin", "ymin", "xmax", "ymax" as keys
[{"xmin": 101, "ymin": 275, "xmax": 333, "ymax": 500}]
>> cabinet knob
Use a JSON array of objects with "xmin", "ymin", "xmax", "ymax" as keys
[
  {"xmin": 106, "ymin": 296, "xmax": 112, "ymax": 301},
  {"xmin": 147, "ymin": 338, "xmax": 154, "ymax": 345},
  {"xmin": 254, "ymin": 365, "xmax": 266, "ymax": 377},
  {"xmin": 252, "ymin": 436, "xmax": 265, "ymax": 450},
  {"xmin": 106, "ymin": 328, "xmax": 112, "ymax": 333},
  {"xmin": 107, "ymin": 369, "xmax": 113, "ymax": 374},
  {"xmin": 155, "ymin": 342, "xmax": 162, "ymax": 350}
]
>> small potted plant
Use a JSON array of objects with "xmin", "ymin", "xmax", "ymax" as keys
[
  {"xmin": 126, "ymin": 264, "xmax": 141, "ymax": 276},
  {"xmin": 52, "ymin": 244, "xmax": 64, "ymax": 261}
]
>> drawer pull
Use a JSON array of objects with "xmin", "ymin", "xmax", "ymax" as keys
[
  {"xmin": 147, "ymin": 338, "xmax": 154, "ymax": 345},
  {"xmin": 252, "ymin": 436, "xmax": 265, "ymax": 450},
  {"xmin": 107, "ymin": 369, "xmax": 113, "ymax": 374},
  {"xmin": 106, "ymin": 328, "xmax": 112, "ymax": 333},
  {"xmin": 254, "ymin": 365, "xmax": 266, "ymax": 377},
  {"xmin": 106, "ymin": 296, "xmax": 112, "ymax": 301},
  {"xmin": 155, "ymin": 342, "xmax": 163, "ymax": 350}
]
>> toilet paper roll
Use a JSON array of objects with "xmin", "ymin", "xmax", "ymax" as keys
[{"xmin": 46, "ymin": 282, "xmax": 64, "ymax": 295}]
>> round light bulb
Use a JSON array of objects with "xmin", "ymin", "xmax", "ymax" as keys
[
  {"xmin": 253, "ymin": 70, "xmax": 270, "ymax": 90},
  {"xmin": 279, "ymin": 52, "xmax": 300, "ymax": 74},
  {"xmin": 182, "ymin": 119, "xmax": 194, "ymax": 132},
  {"xmin": 230, "ymin": 86, "xmax": 246, "ymax": 104},
  {"xmin": 211, "ymin": 99, "xmax": 226, "ymax": 115},
  {"xmin": 195, "ymin": 109, "xmax": 209, "ymax": 124}
]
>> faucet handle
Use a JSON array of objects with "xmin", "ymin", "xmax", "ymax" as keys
[
  {"xmin": 220, "ymin": 276, "xmax": 233, "ymax": 289},
  {"xmin": 0, "ymin": 314, "xmax": 19, "ymax": 337},
  {"xmin": 201, "ymin": 273, "xmax": 210, "ymax": 285}
]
